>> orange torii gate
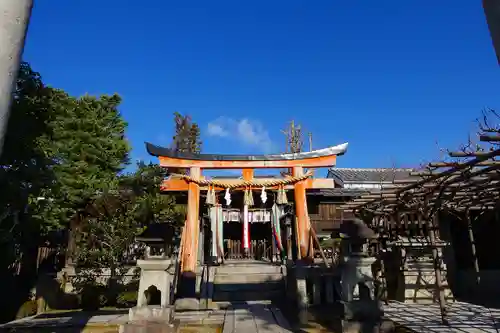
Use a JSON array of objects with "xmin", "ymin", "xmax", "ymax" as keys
[{"xmin": 146, "ymin": 141, "xmax": 348, "ymax": 299}]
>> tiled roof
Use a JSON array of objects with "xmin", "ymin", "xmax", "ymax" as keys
[
  {"xmin": 328, "ymin": 168, "xmax": 414, "ymax": 184},
  {"xmin": 307, "ymin": 188, "xmax": 368, "ymax": 197}
]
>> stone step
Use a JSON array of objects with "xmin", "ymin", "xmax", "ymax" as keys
[
  {"xmin": 214, "ymin": 272, "xmax": 283, "ymax": 284},
  {"xmin": 217, "ymin": 300, "xmax": 272, "ymax": 307},
  {"xmin": 214, "ymin": 280, "xmax": 284, "ymax": 292},
  {"xmin": 213, "ymin": 289, "xmax": 285, "ymax": 302},
  {"xmin": 174, "ymin": 310, "xmax": 226, "ymax": 325},
  {"xmin": 215, "ymin": 263, "xmax": 283, "ymax": 275}
]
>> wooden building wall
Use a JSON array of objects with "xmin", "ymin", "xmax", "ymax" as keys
[{"xmin": 307, "ymin": 196, "xmax": 354, "ymax": 235}]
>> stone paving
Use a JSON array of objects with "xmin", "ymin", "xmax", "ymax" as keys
[
  {"xmin": 384, "ymin": 301, "xmax": 500, "ymax": 333},
  {"xmin": 0, "ymin": 303, "xmax": 293, "ymax": 333},
  {"xmin": 221, "ymin": 302, "xmax": 293, "ymax": 333},
  {"xmin": 0, "ymin": 310, "xmax": 129, "ymax": 330},
  {"xmin": 5, "ymin": 301, "xmax": 500, "ymax": 332}
]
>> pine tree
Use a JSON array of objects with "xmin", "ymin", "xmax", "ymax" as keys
[
  {"xmin": 41, "ymin": 91, "xmax": 131, "ymax": 228},
  {"xmin": 169, "ymin": 112, "xmax": 202, "ymax": 175},
  {"xmin": 172, "ymin": 112, "xmax": 202, "ymax": 154},
  {"xmin": 188, "ymin": 123, "xmax": 202, "ymax": 154}
]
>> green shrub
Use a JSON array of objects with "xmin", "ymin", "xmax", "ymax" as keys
[
  {"xmin": 16, "ymin": 300, "xmax": 37, "ymax": 319},
  {"xmin": 117, "ymin": 290, "xmax": 137, "ymax": 308},
  {"xmin": 80, "ymin": 284, "xmax": 107, "ymax": 311}
]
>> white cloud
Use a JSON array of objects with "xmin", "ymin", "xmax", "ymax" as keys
[
  {"xmin": 206, "ymin": 117, "xmax": 275, "ymax": 153},
  {"xmin": 207, "ymin": 122, "xmax": 229, "ymax": 137}
]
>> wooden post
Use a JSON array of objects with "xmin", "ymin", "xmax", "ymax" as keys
[
  {"xmin": 310, "ymin": 225, "xmax": 329, "ymax": 268},
  {"xmin": 394, "ymin": 211, "xmax": 401, "ymax": 237},
  {"xmin": 209, "ymin": 207, "xmax": 217, "ymax": 263},
  {"xmin": 293, "ymin": 166, "xmax": 312, "ymax": 260},
  {"xmin": 198, "ymin": 219, "xmax": 204, "ymax": 265},
  {"xmin": 388, "ymin": 213, "xmax": 395, "ymax": 238},
  {"xmin": 379, "ymin": 248, "xmax": 389, "ymax": 305},
  {"xmin": 429, "ymin": 212, "xmax": 448, "ymax": 325},
  {"xmin": 286, "ymin": 218, "xmax": 293, "ymax": 261},
  {"xmin": 465, "ymin": 209, "xmax": 480, "ymax": 285},
  {"xmin": 179, "ymin": 167, "xmax": 201, "ymax": 302},
  {"xmin": 379, "ymin": 214, "xmax": 389, "ymax": 304},
  {"xmin": 402, "ymin": 214, "xmax": 410, "ymax": 237}
]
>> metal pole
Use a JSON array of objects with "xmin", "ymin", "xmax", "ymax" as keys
[{"xmin": 0, "ymin": 0, "xmax": 33, "ymax": 158}]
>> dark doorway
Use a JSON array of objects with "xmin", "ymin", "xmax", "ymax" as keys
[
  {"xmin": 249, "ymin": 222, "xmax": 272, "ymax": 260},
  {"xmin": 222, "ymin": 221, "xmax": 274, "ymax": 260}
]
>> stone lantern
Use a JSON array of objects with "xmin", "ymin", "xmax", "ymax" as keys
[
  {"xmin": 124, "ymin": 233, "xmax": 177, "ymax": 330},
  {"xmin": 338, "ymin": 218, "xmax": 382, "ymax": 320},
  {"xmin": 135, "ymin": 237, "xmax": 167, "ymax": 259}
]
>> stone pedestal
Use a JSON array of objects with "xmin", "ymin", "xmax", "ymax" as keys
[
  {"xmin": 120, "ymin": 321, "xmax": 179, "ymax": 333},
  {"xmin": 284, "ymin": 263, "xmax": 309, "ymax": 324},
  {"xmin": 341, "ymin": 256, "xmax": 376, "ymax": 301},
  {"xmin": 120, "ymin": 305, "xmax": 179, "ymax": 333},
  {"xmin": 128, "ymin": 305, "xmax": 174, "ymax": 322},
  {"xmin": 136, "ymin": 259, "xmax": 173, "ymax": 308},
  {"xmin": 174, "ymin": 265, "xmax": 202, "ymax": 311},
  {"xmin": 340, "ymin": 256, "xmax": 382, "ymax": 320},
  {"xmin": 174, "ymin": 297, "xmax": 200, "ymax": 311},
  {"xmin": 343, "ymin": 300, "xmax": 383, "ymax": 321}
]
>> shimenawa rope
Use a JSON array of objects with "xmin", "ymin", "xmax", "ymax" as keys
[{"xmin": 169, "ymin": 170, "xmax": 313, "ymax": 189}]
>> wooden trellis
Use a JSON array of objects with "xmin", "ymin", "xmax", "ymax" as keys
[{"xmin": 338, "ymin": 110, "xmax": 500, "ymax": 325}]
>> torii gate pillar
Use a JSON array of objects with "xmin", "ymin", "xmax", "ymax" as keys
[
  {"xmin": 176, "ymin": 167, "xmax": 201, "ymax": 309},
  {"xmin": 293, "ymin": 166, "xmax": 313, "ymax": 260},
  {"xmin": 182, "ymin": 167, "xmax": 201, "ymax": 274}
]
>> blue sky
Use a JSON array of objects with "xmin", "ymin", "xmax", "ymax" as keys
[{"xmin": 23, "ymin": 1, "xmax": 499, "ymax": 174}]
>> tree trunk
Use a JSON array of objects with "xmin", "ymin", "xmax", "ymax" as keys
[{"xmin": 107, "ymin": 262, "xmax": 119, "ymax": 306}]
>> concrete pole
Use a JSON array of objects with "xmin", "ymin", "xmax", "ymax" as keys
[{"xmin": 0, "ymin": 0, "xmax": 33, "ymax": 158}]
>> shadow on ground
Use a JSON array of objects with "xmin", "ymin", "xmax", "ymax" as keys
[{"xmin": 1, "ymin": 309, "xmax": 128, "ymax": 333}]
